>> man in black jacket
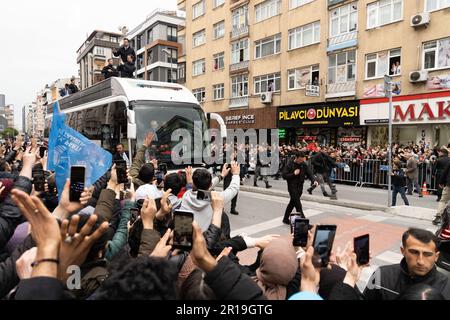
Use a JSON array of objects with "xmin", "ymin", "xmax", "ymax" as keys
[
  {"xmin": 101, "ymin": 59, "xmax": 118, "ymax": 80},
  {"xmin": 434, "ymin": 160, "xmax": 450, "ymax": 226},
  {"xmin": 112, "ymin": 38, "xmax": 136, "ymax": 64},
  {"xmin": 68, "ymin": 77, "xmax": 79, "ymax": 94},
  {"xmin": 118, "ymin": 54, "xmax": 136, "ymax": 79},
  {"xmin": 434, "ymin": 148, "xmax": 450, "ymax": 203},
  {"xmin": 363, "ymin": 228, "xmax": 450, "ymax": 300},
  {"xmin": 282, "ymin": 151, "xmax": 317, "ymax": 224},
  {"xmin": 307, "ymin": 151, "xmax": 337, "ymax": 199}
]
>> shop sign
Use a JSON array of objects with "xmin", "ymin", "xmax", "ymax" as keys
[
  {"xmin": 225, "ymin": 114, "xmax": 255, "ymax": 125},
  {"xmin": 305, "ymin": 85, "xmax": 320, "ymax": 97},
  {"xmin": 360, "ymin": 95, "xmax": 450, "ymax": 125},
  {"xmin": 339, "ymin": 136, "xmax": 361, "ymax": 142},
  {"xmin": 278, "ymin": 129, "xmax": 286, "ymax": 138},
  {"xmin": 278, "ymin": 101, "xmax": 359, "ymax": 127}
]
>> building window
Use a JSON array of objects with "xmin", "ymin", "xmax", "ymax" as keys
[
  {"xmin": 213, "ymin": 83, "xmax": 225, "ymax": 100},
  {"xmin": 95, "ymin": 47, "xmax": 105, "ymax": 55},
  {"xmin": 167, "ymin": 26, "xmax": 177, "ymax": 42},
  {"xmin": 193, "ymin": 29, "xmax": 206, "ymax": 47},
  {"xmin": 330, "ymin": 2, "xmax": 358, "ymax": 38},
  {"xmin": 365, "ymin": 48, "xmax": 401, "ymax": 79},
  {"xmin": 147, "ymin": 50, "xmax": 153, "ymax": 65},
  {"xmin": 423, "ymin": 37, "xmax": 450, "ymax": 70},
  {"xmin": 288, "ymin": 21, "xmax": 320, "ymax": 50},
  {"xmin": 193, "ymin": 59, "xmax": 206, "ymax": 76},
  {"xmin": 193, "ymin": 88, "xmax": 206, "ymax": 102},
  {"xmin": 288, "ymin": 65, "xmax": 320, "ymax": 90},
  {"xmin": 110, "ymin": 36, "xmax": 118, "ymax": 43},
  {"xmin": 328, "ymin": 50, "xmax": 356, "ymax": 84},
  {"xmin": 255, "ymin": 0, "xmax": 281, "ymax": 23},
  {"xmin": 232, "ymin": 6, "xmax": 248, "ymax": 29},
  {"xmin": 231, "ymin": 74, "xmax": 249, "ymax": 98},
  {"xmin": 255, "ymin": 34, "xmax": 281, "ymax": 59},
  {"xmin": 137, "ymin": 35, "xmax": 142, "ymax": 49},
  {"xmin": 147, "ymin": 29, "xmax": 153, "ymax": 44},
  {"xmin": 213, "ymin": 52, "xmax": 225, "ymax": 70},
  {"xmin": 178, "ymin": 63, "xmax": 186, "ymax": 80},
  {"xmin": 289, "ymin": 0, "xmax": 315, "ymax": 10},
  {"xmin": 254, "ymin": 73, "xmax": 281, "ymax": 94},
  {"xmin": 425, "ymin": 0, "xmax": 450, "ymax": 11},
  {"xmin": 367, "ymin": 0, "xmax": 403, "ymax": 29},
  {"xmin": 213, "ymin": 20, "xmax": 225, "ymax": 39},
  {"xmin": 192, "ymin": 0, "xmax": 206, "ymax": 19},
  {"xmin": 214, "ymin": 0, "xmax": 225, "ymax": 8},
  {"xmin": 231, "ymin": 38, "xmax": 249, "ymax": 64},
  {"xmin": 166, "ymin": 48, "xmax": 178, "ymax": 64},
  {"xmin": 167, "ymin": 69, "xmax": 177, "ymax": 83}
]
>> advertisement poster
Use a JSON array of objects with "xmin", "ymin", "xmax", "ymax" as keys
[
  {"xmin": 363, "ymin": 82, "xmax": 401, "ymax": 98},
  {"xmin": 427, "ymin": 74, "xmax": 450, "ymax": 90}
]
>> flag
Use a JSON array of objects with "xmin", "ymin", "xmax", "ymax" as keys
[{"xmin": 47, "ymin": 102, "xmax": 112, "ymax": 199}]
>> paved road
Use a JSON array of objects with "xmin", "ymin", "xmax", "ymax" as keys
[
  {"xmin": 246, "ymin": 176, "xmax": 439, "ymax": 210},
  {"xmin": 224, "ymin": 190, "xmax": 439, "ymax": 291}
]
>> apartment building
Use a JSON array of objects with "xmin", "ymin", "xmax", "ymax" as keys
[
  {"xmin": 127, "ymin": 9, "xmax": 185, "ymax": 82},
  {"xmin": 179, "ymin": 0, "xmax": 450, "ymax": 147},
  {"xmin": 77, "ymin": 30, "xmax": 123, "ymax": 90}
]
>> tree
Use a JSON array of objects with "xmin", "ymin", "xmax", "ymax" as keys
[{"xmin": 1, "ymin": 127, "xmax": 19, "ymax": 139}]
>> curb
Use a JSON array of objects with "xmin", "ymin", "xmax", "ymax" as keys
[{"xmin": 236, "ymin": 185, "xmax": 435, "ymax": 222}]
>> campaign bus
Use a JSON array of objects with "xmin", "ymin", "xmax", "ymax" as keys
[{"xmin": 46, "ymin": 77, "xmax": 226, "ymax": 170}]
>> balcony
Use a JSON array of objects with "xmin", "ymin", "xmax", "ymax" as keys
[
  {"xmin": 229, "ymin": 96, "xmax": 249, "ymax": 108},
  {"xmin": 325, "ymin": 82, "xmax": 356, "ymax": 99},
  {"xmin": 328, "ymin": 0, "xmax": 346, "ymax": 6},
  {"xmin": 327, "ymin": 31, "xmax": 358, "ymax": 52},
  {"xmin": 229, "ymin": 60, "xmax": 249, "ymax": 73},
  {"xmin": 230, "ymin": 25, "xmax": 249, "ymax": 40},
  {"xmin": 230, "ymin": 0, "xmax": 249, "ymax": 10}
]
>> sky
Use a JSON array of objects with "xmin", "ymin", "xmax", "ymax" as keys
[{"xmin": 0, "ymin": 0, "xmax": 177, "ymax": 131}]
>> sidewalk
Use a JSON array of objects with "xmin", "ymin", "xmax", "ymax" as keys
[{"xmin": 236, "ymin": 176, "xmax": 439, "ymax": 222}]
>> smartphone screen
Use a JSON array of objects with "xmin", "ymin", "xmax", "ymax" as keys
[
  {"xmin": 312, "ymin": 225, "xmax": 337, "ymax": 268},
  {"xmin": 130, "ymin": 208, "xmax": 140, "ymax": 225},
  {"xmin": 114, "ymin": 160, "xmax": 128, "ymax": 184},
  {"xmin": 69, "ymin": 166, "xmax": 85, "ymax": 202},
  {"xmin": 196, "ymin": 190, "xmax": 211, "ymax": 202},
  {"xmin": 293, "ymin": 218, "xmax": 309, "ymax": 247},
  {"xmin": 354, "ymin": 234, "xmax": 370, "ymax": 266},
  {"xmin": 289, "ymin": 213, "xmax": 304, "ymax": 234},
  {"xmin": 32, "ymin": 168, "xmax": 45, "ymax": 192},
  {"xmin": 173, "ymin": 211, "xmax": 194, "ymax": 251},
  {"xmin": 39, "ymin": 146, "xmax": 47, "ymax": 158}
]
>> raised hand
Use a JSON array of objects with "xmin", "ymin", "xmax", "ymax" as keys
[
  {"xmin": 150, "ymin": 229, "xmax": 172, "ymax": 258},
  {"xmin": 141, "ymin": 197, "xmax": 157, "ymax": 229},
  {"xmin": 191, "ymin": 221, "xmax": 217, "ymax": 272}
]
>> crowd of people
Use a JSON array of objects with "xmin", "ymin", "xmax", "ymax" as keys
[{"xmin": 0, "ymin": 132, "xmax": 448, "ymax": 300}]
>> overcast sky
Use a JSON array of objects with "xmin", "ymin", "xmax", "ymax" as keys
[{"xmin": 0, "ymin": 0, "xmax": 176, "ymax": 130}]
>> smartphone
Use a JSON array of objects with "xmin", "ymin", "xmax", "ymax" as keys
[
  {"xmin": 114, "ymin": 160, "xmax": 128, "ymax": 184},
  {"xmin": 158, "ymin": 163, "xmax": 168, "ymax": 175},
  {"xmin": 289, "ymin": 213, "xmax": 304, "ymax": 234},
  {"xmin": 293, "ymin": 218, "xmax": 310, "ymax": 247},
  {"xmin": 69, "ymin": 166, "xmax": 86, "ymax": 202},
  {"xmin": 32, "ymin": 167, "xmax": 45, "ymax": 192},
  {"xmin": 196, "ymin": 189, "xmax": 211, "ymax": 202},
  {"xmin": 312, "ymin": 225, "xmax": 337, "ymax": 268},
  {"xmin": 354, "ymin": 234, "xmax": 370, "ymax": 266},
  {"xmin": 130, "ymin": 208, "xmax": 140, "ymax": 225},
  {"xmin": 39, "ymin": 146, "xmax": 47, "ymax": 158},
  {"xmin": 172, "ymin": 211, "xmax": 194, "ymax": 251}
]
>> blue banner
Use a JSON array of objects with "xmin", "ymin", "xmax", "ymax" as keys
[{"xmin": 47, "ymin": 102, "xmax": 112, "ymax": 199}]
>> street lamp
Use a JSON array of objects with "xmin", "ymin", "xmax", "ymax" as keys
[{"xmin": 162, "ymin": 48, "xmax": 175, "ymax": 83}]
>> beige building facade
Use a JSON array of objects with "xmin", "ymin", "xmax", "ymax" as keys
[{"xmin": 179, "ymin": 0, "xmax": 450, "ymax": 147}]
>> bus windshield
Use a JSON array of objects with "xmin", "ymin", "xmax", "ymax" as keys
[{"xmin": 133, "ymin": 101, "xmax": 209, "ymax": 169}]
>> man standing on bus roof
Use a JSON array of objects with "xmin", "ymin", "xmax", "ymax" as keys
[
  {"xmin": 102, "ymin": 58, "xmax": 118, "ymax": 80},
  {"xmin": 68, "ymin": 77, "xmax": 79, "ymax": 94},
  {"xmin": 113, "ymin": 143, "xmax": 130, "ymax": 167},
  {"xmin": 113, "ymin": 38, "xmax": 136, "ymax": 64},
  {"xmin": 118, "ymin": 54, "xmax": 136, "ymax": 78}
]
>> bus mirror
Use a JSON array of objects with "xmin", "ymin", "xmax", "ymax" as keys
[
  {"xmin": 127, "ymin": 109, "xmax": 135, "ymax": 124},
  {"xmin": 128, "ymin": 123, "xmax": 137, "ymax": 140}
]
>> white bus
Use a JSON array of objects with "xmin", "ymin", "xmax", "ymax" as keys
[{"xmin": 47, "ymin": 78, "xmax": 226, "ymax": 169}]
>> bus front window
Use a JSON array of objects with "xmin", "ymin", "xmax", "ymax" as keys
[{"xmin": 133, "ymin": 101, "xmax": 209, "ymax": 169}]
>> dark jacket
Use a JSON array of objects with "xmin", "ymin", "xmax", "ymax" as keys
[
  {"xmin": 0, "ymin": 176, "xmax": 32, "ymax": 260},
  {"xmin": 118, "ymin": 62, "xmax": 136, "ymax": 78},
  {"xmin": 282, "ymin": 159, "xmax": 315, "ymax": 193},
  {"xmin": 68, "ymin": 83, "xmax": 79, "ymax": 94},
  {"xmin": 205, "ymin": 256, "xmax": 266, "ymax": 300},
  {"xmin": 15, "ymin": 277, "xmax": 65, "ymax": 300},
  {"xmin": 440, "ymin": 161, "xmax": 450, "ymax": 187},
  {"xmin": 435, "ymin": 155, "xmax": 450, "ymax": 177},
  {"xmin": 391, "ymin": 169, "xmax": 407, "ymax": 187},
  {"xmin": 101, "ymin": 64, "xmax": 118, "ymax": 79},
  {"xmin": 311, "ymin": 152, "xmax": 336, "ymax": 175},
  {"xmin": 113, "ymin": 46, "xmax": 136, "ymax": 64},
  {"xmin": 363, "ymin": 258, "xmax": 450, "ymax": 300}
]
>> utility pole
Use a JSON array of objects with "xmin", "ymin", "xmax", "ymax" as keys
[{"xmin": 385, "ymin": 75, "xmax": 393, "ymax": 207}]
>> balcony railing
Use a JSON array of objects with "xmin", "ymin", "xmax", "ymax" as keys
[
  {"xmin": 229, "ymin": 60, "xmax": 249, "ymax": 73},
  {"xmin": 325, "ymin": 82, "xmax": 356, "ymax": 98},
  {"xmin": 229, "ymin": 96, "xmax": 249, "ymax": 108},
  {"xmin": 230, "ymin": 25, "xmax": 249, "ymax": 40},
  {"xmin": 327, "ymin": 31, "xmax": 358, "ymax": 52}
]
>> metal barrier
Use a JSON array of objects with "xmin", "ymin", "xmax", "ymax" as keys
[{"xmin": 331, "ymin": 158, "xmax": 437, "ymax": 192}]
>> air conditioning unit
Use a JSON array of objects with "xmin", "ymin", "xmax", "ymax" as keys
[
  {"xmin": 260, "ymin": 92, "xmax": 272, "ymax": 104},
  {"xmin": 409, "ymin": 70, "xmax": 428, "ymax": 83},
  {"xmin": 411, "ymin": 12, "xmax": 430, "ymax": 28}
]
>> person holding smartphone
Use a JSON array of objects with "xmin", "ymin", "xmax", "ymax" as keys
[{"xmin": 282, "ymin": 151, "xmax": 318, "ymax": 224}]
